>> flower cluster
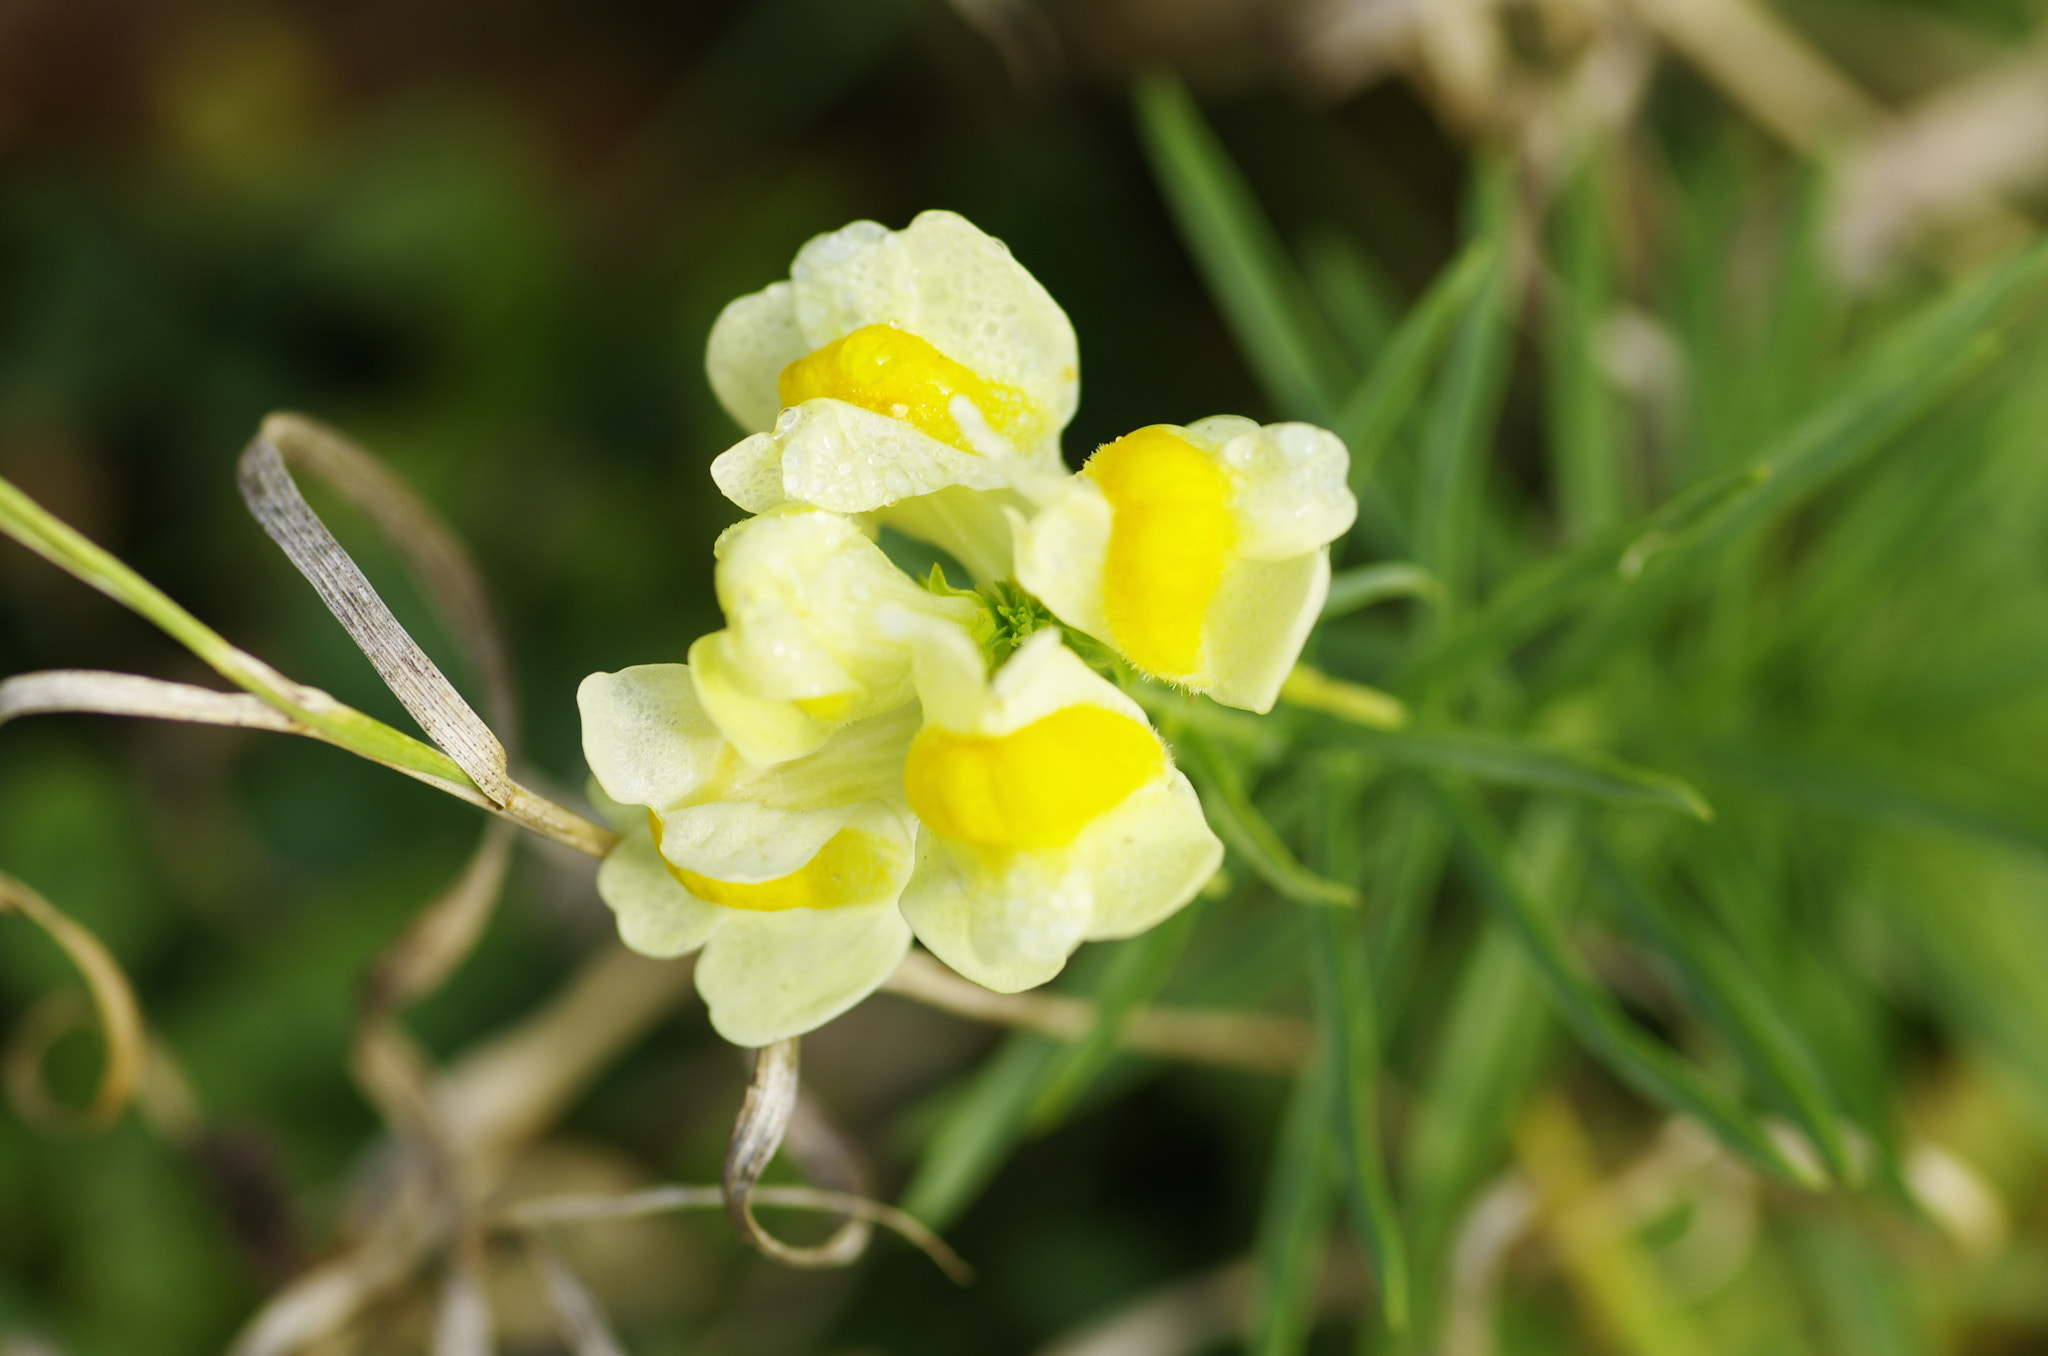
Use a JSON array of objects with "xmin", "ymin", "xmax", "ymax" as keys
[{"xmin": 580, "ymin": 211, "xmax": 1357, "ymax": 1046}]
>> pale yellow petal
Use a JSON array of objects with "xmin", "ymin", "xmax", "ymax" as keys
[
  {"xmin": 578, "ymin": 665, "xmax": 726, "ymax": 811},
  {"xmin": 687, "ymin": 631, "xmax": 838, "ymax": 768},
  {"xmin": 897, "ymin": 836, "xmax": 1095, "ymax": 993},
  {"xmin": 1010, "ymin": 476, "xmax": 1113, "ymax": 642},
  {"xmin": 596, "ymin": 825, "xmax": 725, "ymax": 958},
  {"xmin": 874, "ymin": 484, "xmax": 1026, "ymax": 584},
  {"xmin": 1073, "ymin": 771, "xmax": 1224, "ymax": 940},
  {"xmin": 1216, "ymin": 420, "xmax": 1358, "ymax": 559},
  {"xmin": 706, "ymin": 281, "xmax": 809, "ymax": 435},
  {"xmin": 653, "ymin": 799, "xmax": 861, "ymax": 883},
  {"xmin": 709, "ymin": 432, "xmax": 794, "ymax": 515},
  {"xmin": 695, "ymin": 898, "xmax": 913, "ymax": 1046},
  {"xmin": 1202, "ymin": 550, "xmax": 1331, "ymax": 713},
  {"xmin": 979, "ymin": 628, "xmax": 1148, "ymax": 737},
  {"xmin": 778, "ymin": 399, "xmax": 1014, "ymax": 512},
  {"xmin": 788, "ymin": 211, "xmax": 1077, "ymax": 441}
]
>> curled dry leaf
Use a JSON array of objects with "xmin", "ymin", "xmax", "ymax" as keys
[
  {"xmin": 0, "ymin": 872, "xmax": 146, "ymax": 1131},
  {"xmin": 721, "ymin": 1038, "xmax": 872, "ymax": 1269}
]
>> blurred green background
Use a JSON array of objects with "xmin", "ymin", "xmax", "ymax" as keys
[{"xmin": 7, "ymin": 0, "xmax": 2048, "ymax": 1352}]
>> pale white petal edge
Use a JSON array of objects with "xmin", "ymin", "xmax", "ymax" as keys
[
  {"xmin": 654, "ymin": 798, "xmax": 861, "ymax": 883},
  {"xmin": 710, "ymin": 433, "xmax": 794, "ymax": 514},
  {"xmin": 706, "ymin": 281, "xmax": 809, "ymax": 436},
  {"xmin": 1220, "ymin": 422, "xmax": 1358, "ymax": 560},
  {"xmin": 695, "ymin": 898, "xmax": 912, "ymax": 1047},
  {"xmin": 579, "ymin": 665, "xmax": 724, "ymax": 811},
  {"xmin": 779, "ymin": 400, "xmax": 1014, "ymax": 512},
  {"xmin": 897, "ymin": 836, "xmax": 1095, "ymax": 994},
  {"xmin": 687, "ymin": 631, "xmax": 835, "ymax": 768},
  {"xmin": 1011, "ymin": 478, "xmax": 1112, "ymax": 643},
  {"xmin": 1202, "ymin": 549, "xmax": 1331, "ymax": 714},
  {"xmin": 597, "ymin": 826, "xmax": 726, "ymax": 958},
  {"xmin": 1075, "ymin": 771, "xmax": 1224, "ymax": 940},
  {"xmin": 788, "ymin": 210, "xmax": 1079, "ymax": 429}
]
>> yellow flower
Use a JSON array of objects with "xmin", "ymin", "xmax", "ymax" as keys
[
  {"xmin": 687, "ymin": 506, "xmax": 973, "ymax": 767},
  {"xmin": 579, "ymin": 664, "xmax": 917, "ymax": 1046},
  {"xmin": 887, "ymin": 620, "xmax": 1222, "ymax": 993},
  {"xmin": 706, "ymin": 211, "xmax": 1078, "ymax": 580},
  {"xmin": 1012, "ymin": 416, "xmax": 1357, "ymax": 712}
]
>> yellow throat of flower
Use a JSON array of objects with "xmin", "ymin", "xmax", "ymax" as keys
[
  {"xmin": 904, "ymin": 704, "xmax": 1163, "ymax": 850},
  {"xmin": 649, "ymin": 811, "xmax": 895, "ymax": 912},
  {"xmin": 778, "ymin": 322, "xmax": 1040, "ymax": 454},
  {"xmin": 1086, "ymin": 426, "xmax": 1238, "ymax": 681}
]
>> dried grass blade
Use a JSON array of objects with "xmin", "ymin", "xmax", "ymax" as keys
[
  {"xmin": 235, "ymin": 428, "xmax": 614, "ymax": 857},
  {"xmin": 432, "ymin": 1247, "xmax": 498, "ymax": 1356},
  {"xmin": 0, "ymin": 669, "xmax": 496, "ymax": 811},
  {"xmin": 258, "ymin": 412, "xmax": 518, "ymax": 740},
  {"xmin": 0, "ymin": 871, "xmax": 145, "ymax": 1129},
  {"xmin": 504, "ymin": 1185, "xmax": 972, "ymax": 1284},
  {"xmin": 0, "ymin": 470, "xmax": 484, "ymax": 796},
  {"xmin": 237, "ymin": 433, "xmax": 513, "ymax": 801},
  {"xmin": 525, "ymin": 1236, "xmax": 625, "ymax": 1356},
  {"xmin": 721, "ymin": 1038, "xmax": 870, "ymax": 1268}
]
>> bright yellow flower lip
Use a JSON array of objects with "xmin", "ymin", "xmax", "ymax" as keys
[
  {"xmin": 1085, "ymin": 425, "xmax": 1238, "ymax": 681},
  {"xmin": 903, "ymin": 704, "xmax": 1165, "ymax": 850},
  {"xmin": 648, "ymin": 810, "xmax": 897, "ymax": 913},
  {"xmin": 778, "ymin": 322, "xmax": 1042, "ymax": 456}
]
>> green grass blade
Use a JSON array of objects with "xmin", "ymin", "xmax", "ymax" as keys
[
  {"xmin": 1248, "ymin": 1058, "xmax": 1339, "ymax": 1356},
  {"xmin": 1172, "ymin": 725, "xmax": 1359, "ymax": 906},
  {"xmin": 1546, "ymin": 150, "xmax": 1624, "ymax": 541},
  {"xmin": 1395, "ymin": 464, "xmax": 1764, "ymax": 693},
  {"xmin": 1330, "ymin": 239, "xmax": 1496, "ymax": 487},
  {"xmin": 1366, "ymin": 787, "xmax": 1451, "ymax": 1028},
  {"xmin": 1401, "ymin": 802, "xmax": 1572, "ymax": 1341},
  {"xmin": 1322, "ymin": 561, "xmax": 1442, "ymax": 618},
  {"xmin": 1132, "ymin": 70, "xmax": 1348, "ymax": 422},
  {"xmin": 1030, "ymin": 902, "xmax": 1204, "ymax": 1127},
  {"xmin": 1589, "ymin": 838, "xmax": 1859, "ymax": 1185},
  {"xmin": 1326, "ymin": 725, "xmax": 1712, "ymax": 820},
  {"xmin": 1301, "ymin": 225, "xmax": 1399, "ymax": 373},
  {"xmin": 1429, "ymin": 780, "xmax": 1816, "ymax": 1184},
  {"xmin": 1545, "ymin": 237, "xmax": 2048, "ymax": 687},
  {"xmin": 1413, "ymin": 163, "xmax": 1514, "ymax": 609},
  {"xmin": 1308, "ymin": 762, "xmax": 1409, "ymax": 1333},
  {"xmin": 899, "ymin": 1032, "xmax": 1060, "ymax": 1230},
  {"xmin": 0, "ymin": 472, "xmax": 475, "ymax": 791}
]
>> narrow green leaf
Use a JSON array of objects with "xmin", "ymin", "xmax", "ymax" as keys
[
  {"xmin": 1308, "ymin": 761, "xmax": 1409, "ymax": 1333},
  {"xmin": 1321, "ymin": 561, "xmax": 1442, "ymax": 618},
  {"xmin": 1330, "ymin": 239, "xmax": 1495, "ymax": 488},
  {"xmin": 1366, "ymin": 787, "xmax": 1451, "ymax": 1028},
  {"xmin": 0, "ymin": 472, "xmax": 475, "ymax": 791},
  {"xmin": 1301, "ymin": 225, "xmax": 1399, "ymax": 372},
  {"xmin": 1546, "ymin": 149, "xmax": 1624, "ymax": 541},
  {"xmin": 1132, "ymin": 70, "xmax": 1348, "ymax": 421},
  {"xmin": 1429, "ymin": 780, "xmax": 1815, "ymax": 1184},
  {"xmin": 1414, "ymin": 163, "xmax": 1515, "ymax": 609},
  {"xmin": 1544, "ymin": 236, "xmax": 2048, "ymax": 687},
  {"xmin": 1396, "ymin": 464, "xmax": 1764, "ymax": 693},
  {"xmin": 1589, "ymin": 839, "xmax": 1859, "ymax": 1185},
  {"xmin": 1401, "ymin": 802, "xmax": 1571, "ymax": 1340},
  {"xmin": 1710, "ymin": 742, "xmax": 2048, "ymax": 859},
  {"xmin": 900, "ymin": 1032, "xmax": 1060, "ymax": 1230},
  {"xmin": 1327, "ymin": 725, "xmax": 1712, "ymax": 820},
  {"xmin": 1030, "ymin": 901, "xmax": 1203, "ymax": 1127},
  {"xmin": 1171, "ymin": 725, "xmax": 1359, "ymax": 907},
  {"xmin": 1248, "ymin": 1058, "xmax": 1339, "ymax": 1356}
]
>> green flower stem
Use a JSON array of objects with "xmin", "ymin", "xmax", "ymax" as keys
[{"xmin": 0, "ymin": 472, "xmax": 613, "ymax": 857}]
